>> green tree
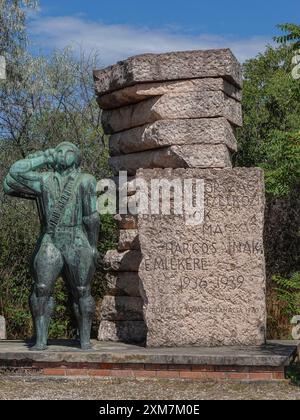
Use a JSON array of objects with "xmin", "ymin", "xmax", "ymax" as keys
[
  {"xmin": 235, "ymin": 45, "xmax": 300, "ymax": 197},
  {"xmin": 0, "ymin": 0, "xmax": 38, "ymax": 56},
  {"xmin": 0, "ymin": 2, "xmax": 117, "ymax": 339},
  {"xmin": 0, "ymin": 48, "xmax": 117, "ymax": 339},
  {"xmin": 274, "ymin": 23, "xmax": 300, "ymax": 50},
  {"xmin": 0, "ymin": 48, "xmax": 107, "ymax": 168},
  {"xmin": 236, "ymin": 35, "xmax": 300, "ymax": 339}
]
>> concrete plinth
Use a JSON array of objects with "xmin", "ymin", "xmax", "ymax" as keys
[{"xmin": 0, "ymin": 340, "xmax": 298, "ymax": 382}]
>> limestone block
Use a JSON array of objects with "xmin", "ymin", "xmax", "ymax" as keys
[
  {"xmin": 118, "ymin": 230, "xmax": 140, "ymax": 251},
  {"xmin": 137, "ymin": 168, "xmax": 267, "ymax": 347},
  {"xmin": 114, "ymin": 214, "xmax": 138, "ymax": 230},
  {"xmin": 97, "ymin": 78, "xmax": 242, "ymax": 109},
  {"xmin": 109, "ymin": 145, "xmax": 232, "ymax": 175},
  {"xmin": 0, "ymin": 316, "xmax": 6, "ymax": 340},
  {"xmin": 118, "ymin": 195, "xmax": 139, "ymax": 213},
  {"xmin": 104, "ymin": 250, "xmax": 142, "ymax": 272},
  {"xmin": 110, "ymin": 118, "xmax": 237, "ymax": 155},
  {"xmin": 102, "ymin": 91, "xmax": 242, "ymax": 134},
  {"xmin": 100, "ymin": 296, "xmax": 144, "ymax": 321},
  {"xmin": 116, "ymin": 177, "xmax": 137, "ymax": 196},
  {"xmin": 93, "ymin": 49, "xmax": 242, "ymax": 96},
  {"xmin": 98, "ymin": 320, "xmax": 147, "ymax": 344},
  {"xmin": 106, "ymin": 272, "xmax": 142, "ymax": 297}
]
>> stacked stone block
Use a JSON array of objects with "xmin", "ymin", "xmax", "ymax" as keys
[
  {"xmin": 98, "ymin": 204, "xmax": 145, "ymax": 344},
  {"xmin": 94, "ymin": 49, "xmax": 266, "ymax": 347},
  {"xmin": 95, "ymin": 50, "xmax": 243, "ymax": 178},
  {"xmin": 0, "ymin": 316, "xmax": 6, "ymax": 340}
]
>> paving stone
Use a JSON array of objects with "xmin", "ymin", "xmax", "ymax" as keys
[{"xmin": 0, "ymin": 340, "xmax": 296, "ymax": 367}]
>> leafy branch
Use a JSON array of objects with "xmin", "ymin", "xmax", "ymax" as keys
[{"xmin": 274, "ymin": 23, "xmax": 300, "ymax": 50}]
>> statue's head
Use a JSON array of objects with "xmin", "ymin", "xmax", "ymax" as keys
[{"xmin": 55, "ymin": 142, "xmax": 81, "ymax": 171}]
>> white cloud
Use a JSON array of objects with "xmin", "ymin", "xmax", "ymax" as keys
[{"xmin": 29, "ymin": 15, "xmax": 272, "ymax": 66}]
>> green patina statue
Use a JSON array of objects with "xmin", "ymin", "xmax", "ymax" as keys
[{"xmin": 3, "ymin": 142, "xmax": 100, "ymax": 351}]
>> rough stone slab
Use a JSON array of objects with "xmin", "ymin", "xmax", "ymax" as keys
[
  {"xmin": 102, "ymin": 91, "xmax": 242, "ymax": 134},
  {"xmin": 137, "ymin": 168, "xmax": 266, "ymax": 347},
  {"xmin": 93, "ymin": 49, "xmax": 242, "ymax": 96},
  {"xmin": 110, "ymin": 118, "xmax": 238, "ymax": 155},
  {"xmin": 106, "ymin": 272, "xmax": 142, "ymax": 297},
  {"xmin": 114, "ymin": 214, "xmax": 138, "ymax": 230},
  {"xmin": 109, "ymin": 145, "xmax": 232, "ymax": 176},
  {"xmin": 101, "ymin": 296, "xmax": 144, "ymax": 321},
  {"xmin": 98, "ymin": 322, "xmax": 147, "ymax": 344},
  {"xmin": 97, "ymin": 78, "xmax": 242, "ymax": 109},
  {"xmin": 118, "ymin": 230, "xmax": 140, "ymax": 251},
  {"xmin": 119, "ymin": 195, "xmax": 140, "ymax": 213},
  {"xmin": 0, "ymin": 317, "xmax": 6, "ymax": 340},
  {"xmin": 116, "ymin": 177, "xmax": 137, "ymax": 196},
  {"xmin": 0, "ymin": 340, "xmax": 297, "ymax": 367},
  {"xmin": 104, "ymin": 250, "xmax": 142, "ymax": 272}
]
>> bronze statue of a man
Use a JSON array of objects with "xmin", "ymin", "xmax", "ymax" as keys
[{"xmin": 3, "ymin": 142, "xmax": 100, "ymax": 351}]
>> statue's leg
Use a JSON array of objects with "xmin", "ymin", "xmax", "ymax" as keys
[
  {"xmin": 64, "ymin": 237, "xmax": 96, "ymax": 350},
  {"xmin": 30, "ymin": 236, "xmax": 63, "ymax": 351}
]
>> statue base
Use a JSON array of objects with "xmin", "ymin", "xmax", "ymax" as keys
[{"xmin": 0, "ymin": 340, "xmax": 298, "ymax": 382}]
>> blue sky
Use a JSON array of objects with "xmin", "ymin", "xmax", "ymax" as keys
[{"xmin": 28, "ymin": 0, "xmax": 300, "ymax": 65}]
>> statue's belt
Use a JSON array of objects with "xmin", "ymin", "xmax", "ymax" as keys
[
  {"xmin": 47, "ymin": 225, "xmax": 82, "ymax": 235},
  {"xmin": 47, "ymin": 173, "xmax": 78, "ymax": 235}
]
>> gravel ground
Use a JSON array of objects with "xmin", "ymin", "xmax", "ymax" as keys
[{"xmin": 0, "ymin": 376, "xmax": 300, "ymax": 400}]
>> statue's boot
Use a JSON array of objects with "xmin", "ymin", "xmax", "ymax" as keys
[
  {"xmin": 30, "ymin": 291, "xmax": 54, "ymax": 351},
  {"xmin": 73, "ymin": 292, "xmax": 95, "ymax": 350}
]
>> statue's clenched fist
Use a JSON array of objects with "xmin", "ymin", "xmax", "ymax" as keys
[
  {"xmin": 44, "ymin": 149, "xmax": 57, "ymax": 166},
  {"xmin": 26, "ymin": 149, "xmax": 57, "ymax": 166}
]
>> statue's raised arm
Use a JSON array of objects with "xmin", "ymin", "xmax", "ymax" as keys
[{"xmin": 3, "ymin": 149, "xmax": 56, "ymax": 199}]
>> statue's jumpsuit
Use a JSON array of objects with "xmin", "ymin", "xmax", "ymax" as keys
[{"xmin": 3, "ymin": 156, "xmax": 100, "ymax": 348}]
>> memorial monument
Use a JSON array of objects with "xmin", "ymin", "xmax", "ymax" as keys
[
  {"xmin": 94, "ymin": 49, "xmax": 267, "ymax": 347},
  {"xmin": 3, "ymin": 142, "xmax": 100, "ymax": 351},
  {"xmin": 0, "ymin": 49, "xmax": 296, "ymax": 383}
]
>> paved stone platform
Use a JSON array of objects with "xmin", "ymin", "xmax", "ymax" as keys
[{"xmin": 0, "ymin": 340, "xmax": 298, "ymax": 381}]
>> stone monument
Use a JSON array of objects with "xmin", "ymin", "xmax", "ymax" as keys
[
  {"xmin": 94, "ymin": 49, "xmax": 267, "ymax": 347},
  {"xmin": 0, "ymin": 316, "xmax": 6, "ymax": 340},
  {"xmin": 3, "ymin": 142, "xmax": 100, "ymax": 350}
]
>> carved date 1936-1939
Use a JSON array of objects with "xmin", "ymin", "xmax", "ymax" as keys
[{"xmin": 179, "ymin": 275, "xmax": 245, "ymax": 293}]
